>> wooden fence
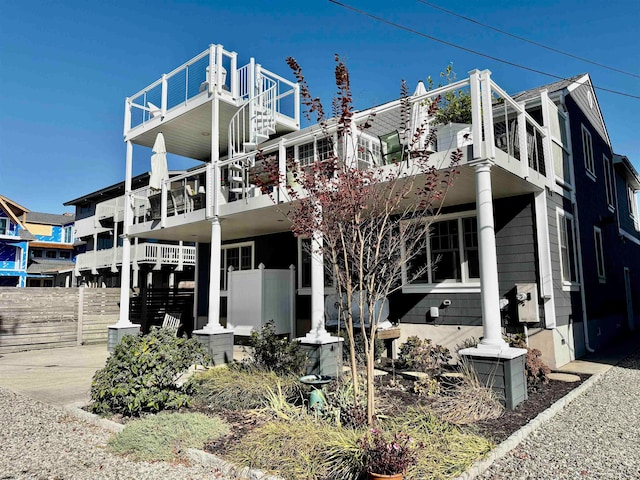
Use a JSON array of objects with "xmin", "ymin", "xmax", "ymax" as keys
[{"xmin": 0, "ymin": 287, "xmax": 120, "ymax": 354}]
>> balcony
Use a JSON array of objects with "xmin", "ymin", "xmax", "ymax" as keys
[
  {"xmin": 123, "ymin": 45, "xmax": 300, "ymax": 161},
  {"xmin": 75, "ymin": 243, "xmax": 196, "ymax": 273}
]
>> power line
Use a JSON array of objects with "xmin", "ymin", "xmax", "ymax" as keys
[
  {"xmin": 416, "ymin": 0, "xmax": 640, "ymax": 80},
  {"xmin": 327, "ymin": 0, "xmax": 640, "ymax": 100}
]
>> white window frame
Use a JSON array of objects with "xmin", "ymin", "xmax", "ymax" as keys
[
  {"xmin": 556, "ymin": 208, "xmax": 580, "ymax": 291},
  {"xmin": 603, "ymin": 155, "xmax": 615, "ymax": 211},
  {"xmin": 627, "ymin": 184, "xmax": 640, "ymax": 230},
  {"xmin": 581, "ymin": 125, "xmax": 595, "ymax": 180},
  {"xmin": 220, "ymin": 241, "xmax": 255, "ymax": 295},
  {"xmin": 297, "ymin": 236, "xmax": 335, "ymax": 295},
  {"xmin": 594, "ymin": 226, "xmax": 606, "ymax": 283},
  {"xmin": 402, "ymin": 211, "xmax": 480, "ymax": 294},
  {"xmin": 356, "ymin": 133, "xmax": 382, "ymax": 168},
  {"xmin": 0, "ymin": 218, "xmax": 8, "ymax": 235},
  {"xmin": 295, "ymin": 137, "xmax": 335, "ymax": 167}
]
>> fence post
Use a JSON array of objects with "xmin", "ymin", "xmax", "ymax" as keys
[{"xmin": 77, "ymin": 287, "xmax": 84, "ymax": 346}]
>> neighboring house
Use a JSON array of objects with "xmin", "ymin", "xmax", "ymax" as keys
[
  {"xmin": 64, "ymin": 172, "xmax": 196, "ymax": 289},
  {"xmin": 0, "ymin": 194, "xmax": 76, "ymax": 287},
  {"xmin": 0, "ymin": 195, "xmax": 35, "ymax": 287},
  {"xmin": 110, "ymin": 45, "xmax": 639, "ymax": 368}
]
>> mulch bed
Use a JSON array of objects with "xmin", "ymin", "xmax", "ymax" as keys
[
  {"xmin": 199, "ymin": 370, "xmax": 589, "ymax": 456},
  {"xmin": 472, "ymin": 373, "xmax": 589, "ymax": 442}
]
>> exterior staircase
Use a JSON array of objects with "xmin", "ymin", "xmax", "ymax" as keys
[{"xmin": 227, "ymin": 72, "xmax": 277, "ymax": 199}]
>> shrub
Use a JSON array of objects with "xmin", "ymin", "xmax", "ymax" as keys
[
  {"xmin": 397, "ymin": 336, "xmax": 452, "ymax": 374},
  {"xmin": 192, "ymin": 366, "xmax": 302, "ymax": 411},
  {"xmin": 108, "ymin": 412, "xmax": 229, "ymax": 462},
  {"xmin": 360, "ymin": 428, "xmax": 421, "ymax": 475},
  {"xmin": 245, "ymin": 321, "xmax": 308, "ymax": 376},
  {"xmin": 326, "ymin": 376, "xmax": 370, "ymax": 428},
  {"xmin": 454, "ymin": 336, "xmax": 480, "ymax": 361},
  {"xmin": 89, "ymin": 329, "xmax": 209, "ymax": 416},
  {"xmin": 413, "ymin": 376, "xmax": 441, "ymax": 397},
  {"xmin": 509, "ymin": 336, "xmax": 551, "ymax": 389}
]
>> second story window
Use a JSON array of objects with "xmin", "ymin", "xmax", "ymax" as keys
[
  {"xmin": 0, "ymin": 218, "xmax": 7, "ymax": 235},
  {"xmin": 603, "ymin": 156, "xmax": 615, "ymax": 210},
  {"xmin": 628, "ymin": 185, "xmax": 640, "ymax": 229},
  {"xmin": 581, "ymin": 125, "xmax": 595, "ymax": 179}
]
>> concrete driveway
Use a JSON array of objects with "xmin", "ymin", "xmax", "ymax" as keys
[{"xmin": 0, "ymin": 344, "xmax": 109, "ymax": 407}]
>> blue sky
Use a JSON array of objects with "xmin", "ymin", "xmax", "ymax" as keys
[{"xmin": 1, "ymin": 0, "xmax": 638, "ymax": 213}]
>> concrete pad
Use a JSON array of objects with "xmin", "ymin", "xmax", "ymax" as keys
[
  {"xmin": 557, "ymin": 359, "xmax": 614, "ymax": 376},
  {"xmin": 548, "ymin": 372, "xmax": 581, "ymax": 383},
  {"xmin": 0, "ymin": 344, "xmax": 110, "ymax": 407}
]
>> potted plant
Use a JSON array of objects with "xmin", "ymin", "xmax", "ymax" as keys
[
  {"xmin": 428, "ymin": 64, "xmax": 473, "ymax": 151},
  {"xmin": 360, "ymin": 428, "xmax": 422, "ymax": 479}
]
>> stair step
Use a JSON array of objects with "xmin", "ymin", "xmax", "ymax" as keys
[{"xmin": 230, "ymin": 176, "xmax": 244, "ymax": 182}]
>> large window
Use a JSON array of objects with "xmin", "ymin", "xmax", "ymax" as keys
[
  {"xmin": 581, "ymin": 125, "xmax": 595, "ymax": 179},
  {"xmin": 0, "ymin": 218, "xmax": 7, "ymax": 235},
  {"xmin": 603, "ymin": 156, "xmax": 615, "ymax": 210},
  {"xmin": 296, "ymin": 137, "xmax": 334, "ymax": 167},
  {"xmin": 557, "ymin": 209, "xmax": 579, "ymax": 288},
  {"xmin": 298, "ymin": 237, "xmax": 334, "ymax": 292},
  {"xmin": 628, "ymin": 185, "xmax": 639, "ymax": 229},
  {"xmin": 220, "ymin": 242, "xmax": 254, "ymax": 291},
  {"xmin": 405, "ymin": 214, "xmax": 479, "ymax": 290},
  {"xmin": 594, "ymin": 227, "xmax": 606, "ymax": 282}
]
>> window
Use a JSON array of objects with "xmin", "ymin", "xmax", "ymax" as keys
[
  {"xmin": 59, "ymin": 251, "xmax": 71, "ymax": 259},
  {"xmin": 627, "ymin": 185, "xmax": 639, "ymax": 228},
  {"xmin": 31, "ymin": 249, "xmax": 43, "ymax": 258},
  {"xmin": 594, "ymin": 227, "xmax": 606, "ymax": 282},
  {"xmin": 0, "ymin": 218, "xmax": 7, "ymax": 235},
  {"xmin": 405, "ymin": 214, "xmax": 479, "ymax": 289},
  {"xmin": 356, "ymin": 134, "xmax": 382, "ymax": 168},
  {"xmin": 64, "ymin": 226, "xmax": 73, "ymax": 243},
  {"xmin": 294, "ymin": 138, "xmax": 334, "ymax": 167},
  {"xmin": 220, "ymin": 242, "xmax": 254, "ymax": 291},
  {"xmin": 557, "ymin": 210, "xmax": 579, "ymax": 287},
  {"xmin": 602, "ymin": 156, "xmax": 615, "ymax": 210},
  {"xmin": 298, "ymin": 237, "xmax": 334, "ymax": 291},
  {"xmin": 581, "ymin": 125, "xmax": 595, "ymax": 178},
  {"xmin": 46, "ymin": 250, "xmax": 57, "ymax": 259}
]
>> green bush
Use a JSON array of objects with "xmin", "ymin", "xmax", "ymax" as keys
[
  {"xmin": 244, "ymin": 320, "xmax": 308, "ymax": 376},
  {"xmin": 90, "ymin": 328, "xmax": 209, "ymax": 416},
  {"xmin": 108, "ymin": 412, "xmax": 229, "ymax": 462},
  {"xmin": 508, "ymin": 336, "xmax": 551, "ymax": 389},
  {"xmin": 192, "ymin": 365, "xmax": 303, "ymax": 411},
  {"xmin": 397, "ymin": 336, "xmax": 452, "ymax": 374}
]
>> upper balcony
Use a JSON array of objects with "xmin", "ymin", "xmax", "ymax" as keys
[
  {"xmin": 123, "ymin": 45, "xmax": 300, "ymax": 161},
  {"xmin": 125, "ymin": 70, "xmax": 557, "ymax": 243}
]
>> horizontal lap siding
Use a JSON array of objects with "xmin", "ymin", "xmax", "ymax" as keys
[{"xmin": 393, "ymin": 195, "xmax": 537, "ymax": 327}]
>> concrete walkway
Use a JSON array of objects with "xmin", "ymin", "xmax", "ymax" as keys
[{"xmin": 0, "ymin": 344, "xmax": 110, "ymax": 407}]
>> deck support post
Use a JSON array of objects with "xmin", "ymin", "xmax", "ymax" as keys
[
  {"xmin": 109, "ymin": 139, "xmax": 140, "ymax": 352},
  {"xmin": 298, "ymin": 227, "xmax": 342, "ymax": 376},
  {"xmin": 459, "ymin": 159, "xmax": 527, "ymax": 409}
]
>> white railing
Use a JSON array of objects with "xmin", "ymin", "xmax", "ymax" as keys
[
  {"xmin": 75, "ymin": 243, "xmax": 196, "ymax": 272},
  {"xmin": 124, "ymin": 45, "xmax": 300, "ymax": 134}
]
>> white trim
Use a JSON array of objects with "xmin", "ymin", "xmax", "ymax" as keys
[
  {"xmin": 220, "ymin": 241, "xmax": 255, "ymax": 293},
  {"xmin": 401, "ymin": 283, "xmax": 480, "ymax": 294},
  {"xmin": 603, "ymin": 155, "xmax": 615, "ymax": 211},
  {"xmin": 534, "ymin": 192, "xmax": 556, "ymax": 328},
  {"xmin": 555, "ymin": 207, "xmax": 580, "ymax": 290},
  {"xmin": 581, "ymin": 125, "xmax": 595, "ymax": 180},
  {"xmin": 593, "ymin": 226, "xmax": 606, "ymax": 282},
  {"xmin": 297, "ymin": 236, "xmax": 335, "ymax": 291}
]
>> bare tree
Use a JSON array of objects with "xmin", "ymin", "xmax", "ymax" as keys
[{"xmin": 257, "ymin": 55, "xmax": 461, "ymax": 424}]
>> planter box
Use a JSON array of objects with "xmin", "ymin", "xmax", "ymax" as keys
[{"xmin": 436, "ymin": 123, "xmax": 472, "ymax": 151}]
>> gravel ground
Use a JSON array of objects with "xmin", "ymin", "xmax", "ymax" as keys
[
  {"xmin": 479, "ymin": 352, "xmax": 640, "ymax": 480},
  {"xmin": 0, "ymin": 387, "xmax": 242, "ymax": 480}
]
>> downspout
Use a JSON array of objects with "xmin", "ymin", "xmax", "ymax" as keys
[{"xmin": 560, "ymin": 93, "xmax": 594, "ymax": 353}]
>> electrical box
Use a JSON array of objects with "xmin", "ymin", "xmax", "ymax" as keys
[{"xmin": 514, "ymin": 283, "xmax": 539, "ymax": 324}]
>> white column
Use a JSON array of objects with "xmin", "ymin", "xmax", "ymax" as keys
[
  {"xmin": 305, "ymin": 229, "xmax": 330, "ymax": 342},
  {"xmin": 168, "ymin": 272, "xmax": 175, "ymax": 289},
  {"xmin": 192, "ymin": 242, "xmax": 200, "ymax": 329},
  {"xmin": 132, "ymin": 238, "xmax": 139, "ymax": 289},
  {"xmin": 474, "ymin": 161, "xmax": 508, "ymax": 349},
  {"xmin": 200, "ymin": 217, "xmax": 224, "ymax": 332},
  {"xmin": 116, "ymin": 140, "xmax": 134, "ymax": 326}
]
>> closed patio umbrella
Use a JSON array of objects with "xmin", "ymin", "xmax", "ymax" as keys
[
  {"xmin": 149, "ymin": 132, "xmax": 169, "ymax": 190},
  {"xmin": 410, "ymin": 81, "xmax": 430, "ymax": 150}
]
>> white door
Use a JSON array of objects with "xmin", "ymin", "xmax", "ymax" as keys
[{"xmin": 624, "ymin": 267, "xmax": 635, "ymax": 331}]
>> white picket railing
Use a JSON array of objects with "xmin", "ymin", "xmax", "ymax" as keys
[{"xmin": 75, "ymin": 243, "xmax": 196, "ymax": 272}]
